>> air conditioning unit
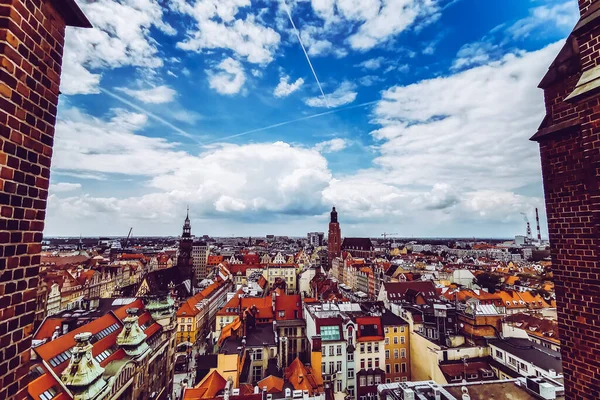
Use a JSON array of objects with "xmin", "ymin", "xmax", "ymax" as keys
[
  {"xmin": 400, "ymin": 388, "xmax": 415, "ymax": 400},
  {"xmin": 526, "ymin": 378, "xmax": 556, "ymax": 400}
]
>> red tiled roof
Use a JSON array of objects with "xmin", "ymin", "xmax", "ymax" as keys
[
  {"xmin": 257, "ymin": 376, "xmax": 284, "ymax": 393},
  {"xmin": 274, "ymin": 294, "xmax": 302, "ymax": 320}
]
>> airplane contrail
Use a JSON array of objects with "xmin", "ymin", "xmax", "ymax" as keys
[
  {"xmin": 100, "ymin": 88, "xmax": 204, "ymax": 145},
  {"xmin": 205, "ymin": 99, "xmax": 380, "ymax": 144},
  {"xmin": 281, "ymin": 0, "xmax": 329, "ymax": 108}
]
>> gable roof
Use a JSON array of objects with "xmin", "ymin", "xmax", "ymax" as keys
[
  {"xmin": 341, "ymin": 238, "xmax": 374, "ymax": 251},
  {"xmin": 383, "ymin": 281, "xmax": 438, "ymax": 304},
  {"xmin": 257, "ymin": 375, "xmax": 284, "ymax": 393}
]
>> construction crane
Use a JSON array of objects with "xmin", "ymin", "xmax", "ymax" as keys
[
  {"xmin": 381, "ymin": 232, "xmax": 398, "ymax": 240},
  {"xmin": 123, "ymin": 227, "xmax": 133, "ymax": 248}
]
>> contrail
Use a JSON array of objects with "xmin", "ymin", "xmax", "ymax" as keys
[
  {"xmin": 205, "ymin": 99, "xmax": 379, "ymax": 144},
  {"xmin": 100, "ymin": 88, "xmax": 204, "ymax": 145},
  {"xmin": 281, "ymin": 0, "xmax": 329, "ymax": 108}
]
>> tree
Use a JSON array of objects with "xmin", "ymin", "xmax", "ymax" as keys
[{"xmin": 474, "ymin": 273, "xmax": 502, "ymax": 293}]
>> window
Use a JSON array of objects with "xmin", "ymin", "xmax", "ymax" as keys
[
  {"xmin": 337, "ymin": 345, "xmax": 342, "ymax": 355},
  {"xmin": 402, "ymin": 377, "xmax": 407, "ymax": 382},
  {"xmin": 495, "ymin": 349, "xmax": 503, "ymax": 359},
  {"xmin": 39, "ymin": 386, "xmax": 58, "ymax": 400},
  {"xmin": 393, "ymin": 337, "xmax": 398, "ymax": 344},
  {"xmin": 337, "ymin": 380, "xmax": 342, "ymax": 392},
  {"xmin": 368, "ymin": 358, "xmax": 373, "ymax": 369},
  {"xmin": 360, "ymin": 343, "xmax": 365, "ymax": 353},
  {"xmin": 187, "ymin": 325, "xmax": 191, "ymax": 332},
  {"xmin": 385, "ymin": 338, "xmax": 389, "ymax": 345},
  {"xmin": 375, "ymin": 358, "xmax": 380, "ymax": 368},
  {"xmin": 320, "ymin": 326, "xmax": 340, "ymax": 341},
  {"xmin": 385, "ymin": 350, "xmax": 390, "ymax": 360},
  {"xmin": 393, "ymin": 327, "xmax": 398, "ymax": 333},
  {"xmin": 348, "ymin": 368, "xmax": 354, "ymax": 378},
  {"xmin": 254, "ymin": 350, "xmax": 262, "ymax": 361},
  {"xmin": 468, "ymin": 373, "xmax": 478, "ymax": 379},
  {"xmin": 336, "ymin": 361, "xmax": 342, "ymax": 372},
  {"xmin": 367, "ymin": 376, "xmax": 374, "ymax": 386},
  {"xmin": 348, "ymin": 386, "xmax": 355, "ymax": 396},
  {"xmin": 394, "ymin": 364, "xmax": 399, "ymax": 373},
  {"xmin": 400, "ymin": 336, "xmax": 405, "ymax": 344},
  {"xmin": 180, "ymin": 325, "xmax": 184, "ymax": 332},
  {"xmin": 278, "ymin": 311, "xmax": 285, "ymax": 318},
  {"xmin": 367, "ymin": 343, "xmax": 372, "ymax": 353},
  {"xmin": 386, "ymin": 379, "xmax": 391, "ymax": 383},
  {"xmin": 322, "ymin": 363, "xmax": 326, "ymax": 374},
  {"xmin": 400, "ymin": 326, "xmax": 405, "ymax": 333},
  {"xmin": 400, "ymin": 349, "xmax": 406, "ymax": 359},
  {"xmin": 374, "ymin": 343, "xmax": 379, "ymax": 352},
  {"xmin": 360, "ymin": 359, "xmax": 365, "ymax": 369},
  {"xmin": 386, "ymin": 364, "xmax": 390, "ymax": 374},
  {"xmin": 360, "ymin": 377, "xmax": 366, "ymax": 387},
  {"xmin": 401, "ymin": 363, "xmax": 406, "ymax": 373},
  {"xmin": 508, "ymin": 356, "xmax": 517, "ymax": 366},
  {"xmin": 348, "ymin": 352, "xmax": 354, "ymax": 362},
  {"xmin": 250, "ymin": 363, "xmax": 264, "ymax": 380},
  {"xmin": 394, "ymin": 349, "xmax": 399, "ymax": 359},
  {"xmin": 322, "ymin": 346, "xmax": 326, "ymax": 356},
  {"xmin": 187, "ymin": 318, "xmax": 191, "ymax": 323},
  {"xmin": 329, "ymin": 362, "xmax": 335, "ymax": 375},
  {"xmin": 329, "ymin": 346, "xmax": 334, "ymax": 356},
  {"xmin": 375, "ymin": 375, "xmax": 381, "ymax": 384},
  {"xmin": 384, "ymin": 327, "xmax": 389, "ymax": 333}
]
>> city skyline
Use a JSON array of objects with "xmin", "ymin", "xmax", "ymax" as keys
[{"xmin": 45, "ymin": 0, "xmax": 577, "ymax": 237}]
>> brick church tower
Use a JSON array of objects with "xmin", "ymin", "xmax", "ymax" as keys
[
  {"xmin": 327, "ymin": 206, "xmax": 341, "ymax": 268},
  {"xmin": 0, "ymin": 1, "xmax": 91, "ymax": 398},
  {"xmin": 177, "ymin": 207, "xmax": 195, "ymax": 288},
  {"xmin": 532, "ymin": 1, "xmax": 600, "ymax": 398}
]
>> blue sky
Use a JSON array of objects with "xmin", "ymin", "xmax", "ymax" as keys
[{"xmin": 46, "ymin": 0, "xmax": 578, "ymax": 238}]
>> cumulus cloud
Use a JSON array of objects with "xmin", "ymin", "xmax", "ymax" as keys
[
  {"xmin": 116, "ymin": 85, "xmax": 177, "ymax": 104},
  {"xmin": 506, "ymin": 1, "xmax": 578, "ymax": 40},
  {"xmin": 309, "ymin": 0, "xmax": 442, "ymax": 51},
  {"xmin": 274, "ymin": 75, "xmax": 305, "ymax": 97},
  {"xmin": 314, "ymin": 138, "xmax": 348, "ymax": 153},
  {"xmin": 356, "ymin": 56, "xmax": 386, "ymax": 70},
  {"xmin": 305, "ymin": 81, "xmax": 357, "ymax": 108},
  {"xmin": 48, "ymin": 107, "xmax": 333, "ymax": 231},
  {"xmin": 451, "ymin": 41, "xmax": 503, "ymax": 71},
  {"xmin": 61, "ymin": 0, "xmax": 175, "ymax": 95},
  {"xmin": 170, "ymin": 0, "xmax": 280, "ymax": 64},
  {"xmin": 207, "ymin": 58, "xmax": 247, "ymax": 95},
  {"xmin": 50, "ymin": 182, "xmax": 82, "ymax": 193}
]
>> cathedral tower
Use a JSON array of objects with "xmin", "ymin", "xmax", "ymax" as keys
[
  {"xmin": 177, "ymin": 207, "xmax": 195, "ymax": 288},
  {"xmin": 327, "ymin": 207, "xmax": 342, "ymax": 268}
]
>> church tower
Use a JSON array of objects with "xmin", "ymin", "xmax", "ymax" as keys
[
  {"xmin": 327, "ymin": 207, "xmax": 342, "ymax": 269},
  {"xmin": 177, "ymin": 207, "xmax": 195, "ymax": 288}
]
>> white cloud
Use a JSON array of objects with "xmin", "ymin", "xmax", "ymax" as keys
[
  {"xmin": 62, "ymin": 0, "xmax": 175, "ymax": 95},
  {"xmin": 298, "ymin": 25, "xmax": 348, "ymax": 58},
  {"xmin": 207, "ymin": 57, "xmax": 247, "ymax": 95},
  {"xmin": 116, "ymin": 85, "xmax": 177, "ymax": 104},
  {"xmin": 314, "ymin": 138, "xmax": 348, "ymax": 153},
  {"xmin": 274, "ymin": 76, "xmax": 305, "ymax": 97},
  {"xmin": 308, "ymin": 0, "xmax": 442, "ymax": 51},
  {"xmin": 305, "ymin": 81, "xmax": 357, "ymax": 108},
  {"xmin": 171, "ymin": 0, "xmax": 280, "ymax": 64},
  {"xmin": 50, "ymin": 182, "xmax": 82, "ymax": 193},
  {"xmin": 370, "ymin": 42, "xmax": 562, "ymax": 192},
  {"xmin": 48, "ymin": 107, "xmax": 334, "ymax": 227},
  {"xmin": 506, "ymin": 2, "xmax": 579, "ymax": 40},
  {"xmin": 356, "ymin": 56, "xmax": 386, "ymax": 70},
  {"xmin": 358, "ymin": 75, "xmax": 384, "ymax": 87},
  {"xmin": 451, "ymin": 41, "xmax": 502, "ymax": 71}
]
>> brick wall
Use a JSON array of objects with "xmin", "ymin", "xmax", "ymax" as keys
[
  {"xmin": 533, "ymin": 3, "xmax": 600, "ymax": 398},
  {"xmin": 0, "ymin": 1, "xmax": 88, "ymax": 399}
]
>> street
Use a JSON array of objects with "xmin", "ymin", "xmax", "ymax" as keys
[{"xmin": 172, "ymin": 342, "xmax": 207, "ymax": 400}]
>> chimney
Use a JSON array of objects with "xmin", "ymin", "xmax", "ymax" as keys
[
  {"xmin": 535, "ymin": 208, "xmax": 542, "ymax": 244},
  {"xmin": 51, "ymin": 327, "xmax": 60, "ymax": 341}
]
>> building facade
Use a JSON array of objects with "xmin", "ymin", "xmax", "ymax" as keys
[
  {"xmin": 192, "ymin": 241, "xmax": 209, "ymax": 282},
  {"xmin": 177, "ymin": 208, "xmax": 195, "ymax": 287}
]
